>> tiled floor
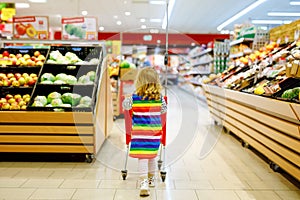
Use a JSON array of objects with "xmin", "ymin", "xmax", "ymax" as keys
[{"xmin": 0, "ymin": 87, "xmax": 299, "ymax": 200}]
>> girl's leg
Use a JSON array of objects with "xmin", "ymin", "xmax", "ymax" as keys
[
  {"xmin": 148, "ymin": 158, "xmax": 156, "ymax": 187},
  {"xmin": 138, "ymin": 159, "xmax": 149, "ymax": 196}
]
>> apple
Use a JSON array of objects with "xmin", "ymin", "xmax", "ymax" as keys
[
  {"xmin": 0, "ymin": 73, "xmax": 6, "ymax": 79},
  {"xmin": 16, "ymin": 54, "xmax": 22, "ymax": 59},
  {"xmin": 5, "ymin": 94, "xmax": 13, "ymax": 100},
  {"xmin": 0, "ymin": 81, "xmax": 3, "ymax": 86},
  {"xmin": 0, "ymin": 54, "xmax": 3, "ymax": 58},
  {"xmin": 22, "ymin": 73, "xmax": 29, "ymax": 78},
  {"xmin": 31, "ymin": 56, "xmax": 36, "ymax": 62},
  {"xmin": 9, "ymin": 54, "xmax": 16, "ymax": 59},
  {"xmin": 28, "ymin": 60, "xmax": 35, "ymax": 66},
  {"xmin": 10, "ymin": 104, "xmax": 20, "ymax": 110},
  {"xmin": 33, "ymin": 76, "xmax": 38, "ymax": 81},
  {"xmin": 7, "ymin": 73, "xmax": 14, "ymax": 79},
  {"xmin": 12, "ymin": 80, "xmax": 20, "ymax": 87},
  {"xmin": 2, "ymin": 102, "xmax": 10, "ymax": 110},
  {"xmin": 3, "ymin": 80, "xmax": 11, "ymax": 87},
  {"xmin": 0, "ymin": 98, "xmax": 7, "ymax": 104},
  {"xmin": 25, "ymin": 76, "xmax": 32, "ymax": 84},
  {"xmin": 14, "ymin": 94, "xmax": 22, "ymax": 100},
  {"xmin": 30, "ymin": 73, "xmax": 37, "ymax": 78},
  {"xmin": 24, "ymin": 97, "xmax": 31, "ymax": 103},
  {"xmin": 18, "ymin": 77, "xmax": 26, "ymax": 86},
  {"xmin": 2, "ymin": 51, "xmax": 9, "ymax": 57},
  {"xmin": 34, "ymin": 51, "xmax": 41, "ymax": 57},
  {"xmin": 9, "ymin": 77, "xmax": 16, "ymax": 82},
  {"xmin": 36, "ymin": 61, "xmax": 43, "ymax": 66},
  {"xmin": 28, "ymin": 78, "xmax": 35, "ymax": 86},
  {"xmin": 22, "ymin": 94, "xmax": 30, "ymax": 99},
  {"xmin": 11, "ymin": 58, "xmax": 18, "ymax": 65},
  {"xmin": 15, "ymin": 73, "xmax": 22, "ymax": 80},
  {"xmin": 37, "ymin": 55, "xmax": 46, "ymax": 61},
  {"xmin": 7, "ymin": 98, "xmax": 16, "ymax": 104},
  {"xmin": 23, "ymin": 54, "xmax": 30, "ymax": 60},
  {"xmin": 18, "ymin": 100, "xmax": 26, "ymax": 107},
  {"xmin": 20, "ymin": 105, "xmax": 27, "ymax": 110}
]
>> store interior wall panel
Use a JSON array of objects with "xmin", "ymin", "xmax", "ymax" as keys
[{"xmin": 0, "ymin": 145, "xmax": 94, "ymax": 153}]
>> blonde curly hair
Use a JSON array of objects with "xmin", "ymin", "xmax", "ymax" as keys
[{"xmin": 135, "ymin": 67, "xmax": 162, "ymax": 100}]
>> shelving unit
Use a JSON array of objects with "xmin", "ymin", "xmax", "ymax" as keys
[
  {"xmin": 202, "ymin": 84, "xmax": 300, "ymax": 181},
  {"xmin": 0, "ymin": 41, "xmax": 113, "ymax": 162}
]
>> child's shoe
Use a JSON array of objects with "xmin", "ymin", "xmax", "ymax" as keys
[
  {"xmin": 148, "ymin": 176, "xmax": 156, "ymax": 187},
  {"xmin": 139, "ymin": 179, "xmax": 150, "ymax": 197}
]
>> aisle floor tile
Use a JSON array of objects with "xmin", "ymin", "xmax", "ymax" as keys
[
  {"xmin": 71, "ymin": 189, "xmax": 116, "ymax": 200},
  {"xmin": 29, "ymin": 188, "xmax": 76, "ymax": 200},
  {"xmin": 0, "ymin": 188, "xmax": 35, "ymax": 200},
  {"xmin": 60, "ymin": 180, "xmax": 100, "ymax": 189},
  {"xmin": 21, "ymin": 179, "xmax": 64, "ymax": 188},
  {"xmin": 196, "ymin": 190, "xmax": 240, "ymax": 200}
]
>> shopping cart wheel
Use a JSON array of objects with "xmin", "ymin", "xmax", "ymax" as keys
[
  {"xmin": 157, "ymin": 160, "xmax": 163, "ymax": 170},
  {"xmin": 270, "ymin": 162, "xmax": 281, "ymax": 172},
  {"xmin": 121, "ymin": 170, "xmax": 128, "ymax": 180},
  {"xmin": 160, "ymin": 171, "xmax": 166, "ymax": 182},
  {"xmin": 241, "ymin": 141, "xmax": 249, "ymax": 148},
  {"xmin": 85, "ymin": 154, "xmax": 94, "ymax": 163}
]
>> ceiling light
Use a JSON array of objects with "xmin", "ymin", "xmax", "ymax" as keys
[
  {"xmin": 15, "ymin": 3, "xmax": 30, "ymax": 8},
  {"xmin": 191, "ymin": 43, "xmax": 195, "ymax": 46},
  {"xmin": 125, "ymin": 11, "xmax": 131, "ymax": 16},
  {"xmin": 140, "ymin": 18, "xmax": 146, "ymax": 22},
  {"xmin": 116, "ymin": 20, "xmax": 122, "ymax": 25},
  {"xmin": 28, "ymin": 0, "xmax": 47, "ymax": 3},
  {"xmin": 114, "ymin": 15, "xmax": 118, "ymax": 19},
  {"xmin": 150, "ymin": 29, "xmax": 159, "ymax": 33},
  {"xmin": 251, "ymin": 19, "xmax": 292, "ymax": 24},
  {"xmin": 290, "ymin": 1, "xmax": 300, "ymax": 5},
  {"xmin": 162, "ymin": 0, "xmax": 176, "ymax": 29},
  {"xmin": 141, "ymin": 25, "xmax": 147, "ymax": 29},
  {"xmin": 149, "ymin": 0, "xmax": 166, "ymax": 5},
  {"xmin": 99, "ymin": 26, "xmax": 105, "ymax": 31},
  {"xmin": 268, "ymin": 12, "xmax": 300, "ymax": 17},
  {"xmin": 217, "ymin": 0, "xmax": 267, "ymax": 31},
  {"xmin": 124, "ymin": 0, "xmax": 128, "ymax": 4},
  {"xmin": 157, "ymin": 40, "xmax": 161, "ymax": 44},
  {"xmin": 150, "ymin": 18, "xmax": 162, "ymax": 23},
  {"xmin": 82, "ymin": 11, "xmax": 88, "ymax": 16}
]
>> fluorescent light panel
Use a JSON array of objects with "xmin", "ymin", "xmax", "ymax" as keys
[
  {"xmin": 28, "ymin": 0, "xmax": 47, "ymax": 3},
  {"xmin": 149, "ymin": 0, "xmax": 165, "ymax": 5},
  {"xmin": 217, "ymin": 0, "xmax": 267, "ymax": 31},
  {"xmin": 150, "ymin": 18, "xmax": 162, "ymax": 23},
  {"xmin": 15, "ymin": 3, "xmax": 30, "ymax": 8},
  {"xmin": 290, "ymin": 1, "xmax": 300, "ymax": 5},
  {"xmin": 162, "ymin": 0, "xmax": 176, "ymax": 29},
  {"xmin": 268, "ymin": 12, "xmax": 300, "ymax": 17},
  {"xmin": 252, "ymin": 19, "xmax": 292, "ymax": 24}
]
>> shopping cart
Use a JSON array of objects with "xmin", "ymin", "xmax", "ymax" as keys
[{"xmin": 121, "ymin": 96, "xmax": 168, "ymax": 182}]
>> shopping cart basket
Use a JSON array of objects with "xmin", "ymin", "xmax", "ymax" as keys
[{"xmin": 121, "ymin": 96, "xmax": 168, "ymax": 182}]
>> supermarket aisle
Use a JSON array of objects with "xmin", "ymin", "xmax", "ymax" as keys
[{"xmin": 0, "ymin": 86, "xmax": 299, "ymax": 200}]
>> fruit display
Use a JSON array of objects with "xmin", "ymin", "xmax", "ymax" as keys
[
  {"xmin": 281, "ymin": 87, "xmax": 300, "ymax": 100},
  {"xmin": 31, "ymin": 91, "xmax": 92, "ymax": 108},
  {"xmin": 39, "ymin": 71, "xmax": 95, "ymax": 85},
  {"xmin": 0, "ymin": 50, "xmax": 46, "ymax": 67},
  {"xmin": 64, "ymin": 24, "xmax": 85, "ymax": 39},
  {"xmin": 0, "ymin": 73, "xmax": 37, "ymax": 87},
  {"xmin": 0, "ymin": 93, "xmax": 31, "ymax": 110},
  {"xmin": 46, "ymin": 50, "xmax": 99, "ymax": 65}
]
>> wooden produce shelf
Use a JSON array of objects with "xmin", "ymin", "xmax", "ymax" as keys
[
  {"xmin": 202, "ymin": 84, "xmax": 300, "ymax": 181},
  {"xmin": 0, "ymin": 69, "xmax": 113, "ymax": 162}
]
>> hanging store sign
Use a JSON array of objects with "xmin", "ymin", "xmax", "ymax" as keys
[
  {"xmin": 13, "ymin": 16, "xmax": 49, "ymax": 39},
  {"xmin": 61, "ymin": 17, "xmax": 98, "ymax": 40}
]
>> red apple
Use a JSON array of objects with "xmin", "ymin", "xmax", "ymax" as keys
[
  {"xmin": 28, "ymin": 78, "xmax": 35, "ymax": 86},
  {"xmin": 2, "ymin": 51, "xmax": 9, "ymax": 57},
  {"xmin": 31, "ymin": 56, "xmax": 36, "ymax": 62},
  {"xmin": 2, "ymin": 102, "xmax": 10, "ymax": 110},
  {"xmin": 3, "ymin": 80, "xmax": 11, "ymax": 87},
  {"xmin": 15, "ymin": 73, "xmax": 22, "ymax": 80},
  {"xmin": 6, "ymin": 94, "xmax": 13, "ymax": 100}
]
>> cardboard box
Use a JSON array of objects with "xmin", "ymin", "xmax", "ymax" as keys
[{"xmin": 120, "ymin": 68, "xmax": 138, "ymax": 80}]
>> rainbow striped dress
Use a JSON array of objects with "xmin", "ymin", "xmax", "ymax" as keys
[{"xmin": 129, "ymin": 94, "xmax": 162, "ymax": 159}]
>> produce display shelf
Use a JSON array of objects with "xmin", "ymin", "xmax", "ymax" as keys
[
  {"xmin": 192, "ymin": 60, "xmax": 213, "ymax": 68},
  {"xmin": 230, "ymin": 38, "xmax": 254, "ymax": 47},
  {"xmin": 203, "ymin": 84, "xmax": 300, "ymax": 181},
  {"xmin": 190, "ymin": 48, "xmax": 212, "ymax": 59}
]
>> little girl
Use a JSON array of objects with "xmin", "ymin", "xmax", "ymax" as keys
[{"xmin": 122, "ymin": 67, "xmax": 167, "ymax": 197}]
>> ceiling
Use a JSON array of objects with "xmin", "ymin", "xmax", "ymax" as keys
[{"xmin": 5, "ymin": 0, "xmax": 300, "ymax": 34}]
